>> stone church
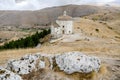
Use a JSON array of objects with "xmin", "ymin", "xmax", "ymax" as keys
[{"xmin": 51, "ymin": 11, "xmax": 73, "ymax": 39}]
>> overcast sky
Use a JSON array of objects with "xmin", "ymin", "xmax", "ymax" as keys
[{"xmin": 0, "ymin": 0, "xmax": 119, "ymax": 10}]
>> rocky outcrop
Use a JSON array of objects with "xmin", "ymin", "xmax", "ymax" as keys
[
  {"xmin": 0, "ymin": 67, "xmax": 22, "ymax": 80},
  {"xmin": 7, "ymin": 54, "xmax": 45, "ymax": 75},
  {"xmin": 55, "ymin": 52, "xmax": 101, "ymax": 74},
  {"xmin": 0, "ymin": 51, "xmax": 101, "ymax": 80}
]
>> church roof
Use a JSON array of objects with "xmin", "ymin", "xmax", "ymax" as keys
[
  {"xmin": 57, "ymin": 11, "xmax": 72, "ymax": 21},
  {"xmin": 52, "ymin": 22, "xmax": 60, "ymax": 28}
]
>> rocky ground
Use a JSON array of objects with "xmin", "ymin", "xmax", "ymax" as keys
[
  {"xmin": 0, "ymin": 52, "xmax": 103, "ymax": 80},
  {"xmin": 0, "ymin": 51, "xmax": 119, "ymax": 80},
  {"xmin": 102, "ymin": 58, "xmax": 120, "ymax": 80}
]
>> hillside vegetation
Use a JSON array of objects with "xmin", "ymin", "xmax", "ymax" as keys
[{"xmin": 0, "ymin": 29, "xmax": 50, "ymax": 50}]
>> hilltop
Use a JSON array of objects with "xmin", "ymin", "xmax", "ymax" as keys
[{"xmin": 0, "ymin": 18, "xmax": 120, "ymax": 79}]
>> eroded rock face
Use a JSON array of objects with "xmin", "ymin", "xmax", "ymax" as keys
[
  {"xmin": 7, "ymin": 54, "xmax": 45, "ymax": 75},
  {"xmin": 55, "ymin": 52, "xmax": 101, "ymax": 74},
  {"xmin": 0, "ymin": 67, "xmax": 22, "ymax": 80}
]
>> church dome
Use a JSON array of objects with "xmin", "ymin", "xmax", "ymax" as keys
[{"xmin": 57, "ymin": 11, "xmax": 72, "ymax": 21}]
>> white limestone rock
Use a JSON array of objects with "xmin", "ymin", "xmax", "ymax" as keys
[
  {"xmin": 7, "ymin": 54, "xmax": 45, "ymax": 75},
  {"xmin": 6, "ymin": 52, "xmax": 101, "ymax": 75},
  {"xmin": 39, "ymin": 60, "xmax": 45, "ymax": 68},
  {"xmin": 55, "ymin": 52, "xmax": 101, "ymax": 74},
  {"xmin": 0, "ymin": 67, "xmax": 22, "ymax": 80}
]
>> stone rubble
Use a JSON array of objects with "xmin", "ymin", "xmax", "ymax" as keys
[
  {"xmin": 0, "ymin": 67, "xmax": 22, "ymax": 80},
  {"xmin": 55, "ymin": 52, "xmax": 101, "ymax": 74}
]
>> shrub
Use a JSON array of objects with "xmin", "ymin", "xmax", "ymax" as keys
[{"xmin": 95, "ymin": 29, "xmax": 99, "ymax": 32}]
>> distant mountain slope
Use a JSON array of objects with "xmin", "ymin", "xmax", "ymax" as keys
[
  {"xmin": 0, "ymin": 5, "xmax": 119, "ymax": 27},
  {"xmin": 0, "ymin": 5, "xmax": 99, "ymax": 26}
]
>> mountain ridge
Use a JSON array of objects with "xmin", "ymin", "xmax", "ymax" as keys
[{"xmin": 0, "ymin": 5, "xmax": 119, "ymax": 27}]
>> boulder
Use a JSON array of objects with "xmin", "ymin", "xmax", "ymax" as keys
[
  {"xmin": 0, "ymin": 67, "xmax": 22, "ymax": 80},
  {"xmin": 55, "ymin": 52, "xmax": 101, "ymax": 74},
  {"xmin": 7, "ymin": 54, "xmax": 45, "ymax": 75}
]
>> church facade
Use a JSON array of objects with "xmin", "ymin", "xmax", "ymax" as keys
[{"xmin": 51, "ymin": 11, "xmax": 73, "ymax": 39}]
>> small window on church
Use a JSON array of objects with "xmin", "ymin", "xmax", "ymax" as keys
[
  {"xmin": 63, "ymin": 26, "xmax": 64, "ymax": 28},
  {"xmin": 69, "ymin": 31, "xmax": 71, "ymax": 33}
]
